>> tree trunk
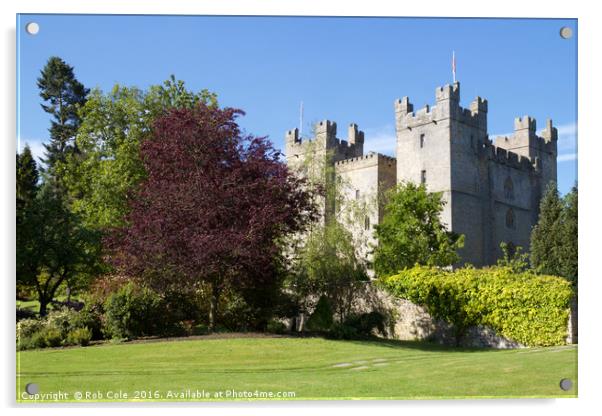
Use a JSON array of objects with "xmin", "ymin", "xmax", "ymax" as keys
[
  {"xmin": 208, "ymin": 284, "xmax": 221, "ymax": 333},
  {"xmin": 39, "ymin": 297, "xmax": 49, "ymax": 317}
]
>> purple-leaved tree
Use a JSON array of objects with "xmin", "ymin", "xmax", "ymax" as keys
[{"xmin": 106, "ymin": 105, "xmax": 317, "ymax": 330}]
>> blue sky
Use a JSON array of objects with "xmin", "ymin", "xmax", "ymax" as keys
[{"xmin": 17, "ymin": 14, "xmax": 577, "ymax": 194}]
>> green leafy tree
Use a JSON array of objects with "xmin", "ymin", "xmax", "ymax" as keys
[
  {"xmin": 37, "ymin": 56, "xmax": 89, "ymax": 173},
  {"xmin": 287, "ymin": 135, "xmax": 371, "ymax": 322},
  {"xmin": 530, "ymin": 182, "xmax": 565, "ymax": 277},
  {"xmin": 16, "ymin": 183, "xmax": 101, "ymax": 316},
  {"xmin": 373, "ymin": 182, "xmax": 463, "ymax": 277},
  {"xmin": 60, "ymin": 76, "xmax": 217, "ymax": 229},
  {"xmin": 291, "ymin": 220, "xmax": 368, "ymax": 322}
]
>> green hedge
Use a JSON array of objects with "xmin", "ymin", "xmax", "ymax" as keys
[{"xmin": 381, "ymin": 266, "xmax": 573, "ymax": 346}]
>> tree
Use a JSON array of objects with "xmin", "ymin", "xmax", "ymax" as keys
[
  {"xmin": 16, "ymin": 145, "xmax": 39, "ymax": 219},
  {"xmin": 531, "ymin": 183, "xmax": 578, "ymax": 285},
  {"xmin": 373, "ymin": 182, "xmax": 464, "ymax": 277},
  {"xmin": 59, "ymin": 76, "xmax": 217, "ymax": 229},
  {"xmin": 290, "ymin": 219, "xmax": 369, "ymax": 322},
  {"xmin": 106, "ymin": 105, "xmax": 316, "ymax": 331},
  {"xmin": 16, "ymin": 183, "xmax": 102, "ymax": 316},
  {"xmin": 16, "ymin": 146, "xmax": 40, "ymax": 298},
  {"xmin": 285, "ymin": 135, "xmax": 371, "ymax": 323},
  {"xmin": 560, "ymin": 185, "xmax": 578, "ymax": 284},
  {"xmin": 530, "ymin": 182, "xmax": 564, "ymax": 277},
  {"xmin": 37, "ymin": 56, "xmax": 89, "ymax": 173}
]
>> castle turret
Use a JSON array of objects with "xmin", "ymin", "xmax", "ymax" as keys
[
  {"xmin": 434, "ymin": 82, "xmax": 460, "ymax": 119},
  {"xmin": 348, "ymin": 123, "xmax": 364, "ymax": 148}
]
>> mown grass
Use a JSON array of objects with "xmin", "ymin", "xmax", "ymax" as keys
[{"xmin": 17, "ymin": 336, "xmax": 577, "ymax": 402}]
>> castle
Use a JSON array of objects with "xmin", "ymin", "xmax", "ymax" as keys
[{"xmin": 285, "ymin": 82, "xmax": 557, "ymax": 267}]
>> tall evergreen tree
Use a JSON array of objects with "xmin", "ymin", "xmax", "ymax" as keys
[
  {"xmin": 37, "ymin": 56, "xmax": 88, "ymax": 173},
  {"xmin": 16, "ymin": 145, "xmax": 39, "ymax": 214},
  {"xmin": 559, "ymin": 185, "xmax": 578, "ymax": 284},
  {"xmin": 530, "ymin": 182, "xmax": 564, "ymax": 277}
]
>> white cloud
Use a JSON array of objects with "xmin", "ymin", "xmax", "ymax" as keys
[
  {"xmin": 558, "ymin": 153, "xmax": 577, "ymax": 163},
  {"xmin": 362, "ymin": 124, "xmax": 396, "ymax": 156}
]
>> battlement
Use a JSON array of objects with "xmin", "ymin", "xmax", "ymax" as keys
[
  {"xmin": 334, "ymin": 151, "xmax": 397, "ymax": 172},
  {"xmin": 514, "ymin": 116, "xmax": 536, "ymax": 132},
  {"xmin": 541, "ymin": 118, "xmax": 558, "ymax": 143},
  {"xmin": 395, "ymin": 82, "xmax": 487, "ymax": 131},
  {"xmin": 285, "ymin": 119, "xmax": 364, "ymax": 161},
  {"xmin": 435, "ymin": 82, "xmax": 460, "ymax": 102},
  {"xmin": 470, "ymin": 96, "xmax": 488, "ymax": 114},
  {"xmin": 285, "ymin": 127, "xmax": 300, "ymax": 145},
  {"xmin": 486, "ymin": 142, "xmax": 537, "ymax": 171}
]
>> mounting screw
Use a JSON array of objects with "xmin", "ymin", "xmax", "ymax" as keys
[
  {"xmin": 559, "ymin": 378, "xmax": 573, "ymax": 391},
  {"xmin": 559, "ymin": 27, "xmax": 573, "ymax": 39}
]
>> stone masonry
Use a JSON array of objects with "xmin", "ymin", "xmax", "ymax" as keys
[{"xmin": 286, "ymin": 82, "xmax": 558, "ymax": 267}]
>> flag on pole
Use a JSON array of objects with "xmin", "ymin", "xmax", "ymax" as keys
[
  {"xmin": 299, "ymin": 101, "xmax": 304, "ymax": 136},
  {"xmin": 452, "ymin": 51, "xmax": 456, "ymax": 83}
]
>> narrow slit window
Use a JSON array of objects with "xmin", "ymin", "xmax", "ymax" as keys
[
  {"xmin": 420, "ymin": 134, "xmax": 425, "ymax": 148},
  {"xmin": 421, "ymin": 170, "xmax": 427, "ymax": 185}
]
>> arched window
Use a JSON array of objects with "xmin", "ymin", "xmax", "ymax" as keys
[
  {"xmin": 505, "ymin": 208, "xmax": 515, "ymax": 229},
  {"xmin": 504, "ymin": 177, "xmax": 514, "ymax": 200}
]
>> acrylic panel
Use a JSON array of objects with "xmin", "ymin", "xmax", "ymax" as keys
[{"xmin": 16, "ymin": 14, "xmax": 578, "ymax": 403}]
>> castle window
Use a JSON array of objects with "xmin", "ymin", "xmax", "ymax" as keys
[
  {"xmin": 355, "ymin": 189, "xmax": 360, "ymax": 200},
  {"xmin": 420, "ymin": 170, "xmax": 427, "ymax": 185},
  {"xmin": 420, "ymin": 134, "xmax": 425, "ymax": 148},
  {"xmin": 505, "ymin": 208, "xmax": 515, "ymax": 229},
  {"xmin": 504, "ymin": 177, "xmax": 514, "ymax": 200},
  {"xmin": 364, "ymin": 216, "xmax": 370, "ymax": 230}
]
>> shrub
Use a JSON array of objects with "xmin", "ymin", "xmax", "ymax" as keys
[
  {"xmin": 344, "ymin": 312, "xmax": 387, "ymax": 337},
  {"xmin": 381, "ymin": 265, "xmax": 574, "ymax": 346},
  {"xmin": 42, "ymin": 328, "xmax": 63, "ymax": 347},
  {"xmin": 16, "ymin": 318, "xmax": 44, "ymax": 344},
  {"xmin": 329, "ymin": 322, "xmax": 359, "ymax": 340},
  {"xmin": 103, "ymin": 283, "xmax": 164, "ymax": 339},
  {"xmin": 266, "ymin": 319, "xmax": 288, "ymax": 334},
  {"xmin": 306, "ymin": 296, "xmax": 334, "ymax": 332},
  {"xmin": 72, "ymin": 302, "xmax": 104, "ymax": 340},
  {"xmin": 46, "ymin": 308, "xmax": 81, "ymax": 338},
  {"xmin": 66, "ymin": 327, "xmax": 92, "ymax": 346}
]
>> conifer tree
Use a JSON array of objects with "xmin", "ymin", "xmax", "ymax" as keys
[
  {"xmin": 37, "ymin": 56, "xmax": 88, "ymax": 173},
  {"xmin": 559, "ymin": 185, "xmax": 578, "ymax": 284},
  {"xmin": 16, "ymin": 145, "xmax": 39, "ymax": 213},
  {"xmin": 530, "ymin": 182, "xmax": 564, "ymax": 277}
]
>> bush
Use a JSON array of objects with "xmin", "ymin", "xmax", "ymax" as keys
[
  {"xmin": 103, "ymin": 283, "xmax": 164, "ymax": 339},
  {"xmin": 306, "ymin": 296, "xmax": 334, "ymax": 332},
  {"xmin": 66, "ymin": 327, "xmax": 92, "ymax": 346},
  {"xmin": 345, "ymin": 312, "xmax": 387, "ymax": 337},
  {"xmin": 16, "ymin": 318, "xmax": 44, "ymax": 344},
  {"xmin": 381, "ymin": 265, "xmax": 574, "ymax": 346},
  {"xmin": 46, "ymin": 308, "xmax": 81, "ymax": 338},
  {"xmin": 42, "ymin": 328, "xmax": 63, "ymax": 347},
  {"xmin": 329, "ymin": 322, "xmax": 359, "ymax": 340},
  {"xmin": 327, "ymin": 312, "xmax": 387, "ymax": 340},
  {"xmin": 266, "ymin": 319, "xmax": 288, "ymax": 334}
]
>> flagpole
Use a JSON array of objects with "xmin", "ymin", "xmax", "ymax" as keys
[
  {"xmin": 452, "ymin": 50, "xmax": 456, "ymax": 83},
  {"xmin": 299, "ymin": 101, "xmax": 304, "ymax": 136}
]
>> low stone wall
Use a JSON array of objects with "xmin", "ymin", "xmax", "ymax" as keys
[{"xmin": 355, "ymin": 284, "xmax": 523, "ymax": 348}]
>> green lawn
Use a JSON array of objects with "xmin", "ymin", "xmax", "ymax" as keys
[{"xmin": 17, "ymin": 336, "xmax": 577, "ymax": 402}]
